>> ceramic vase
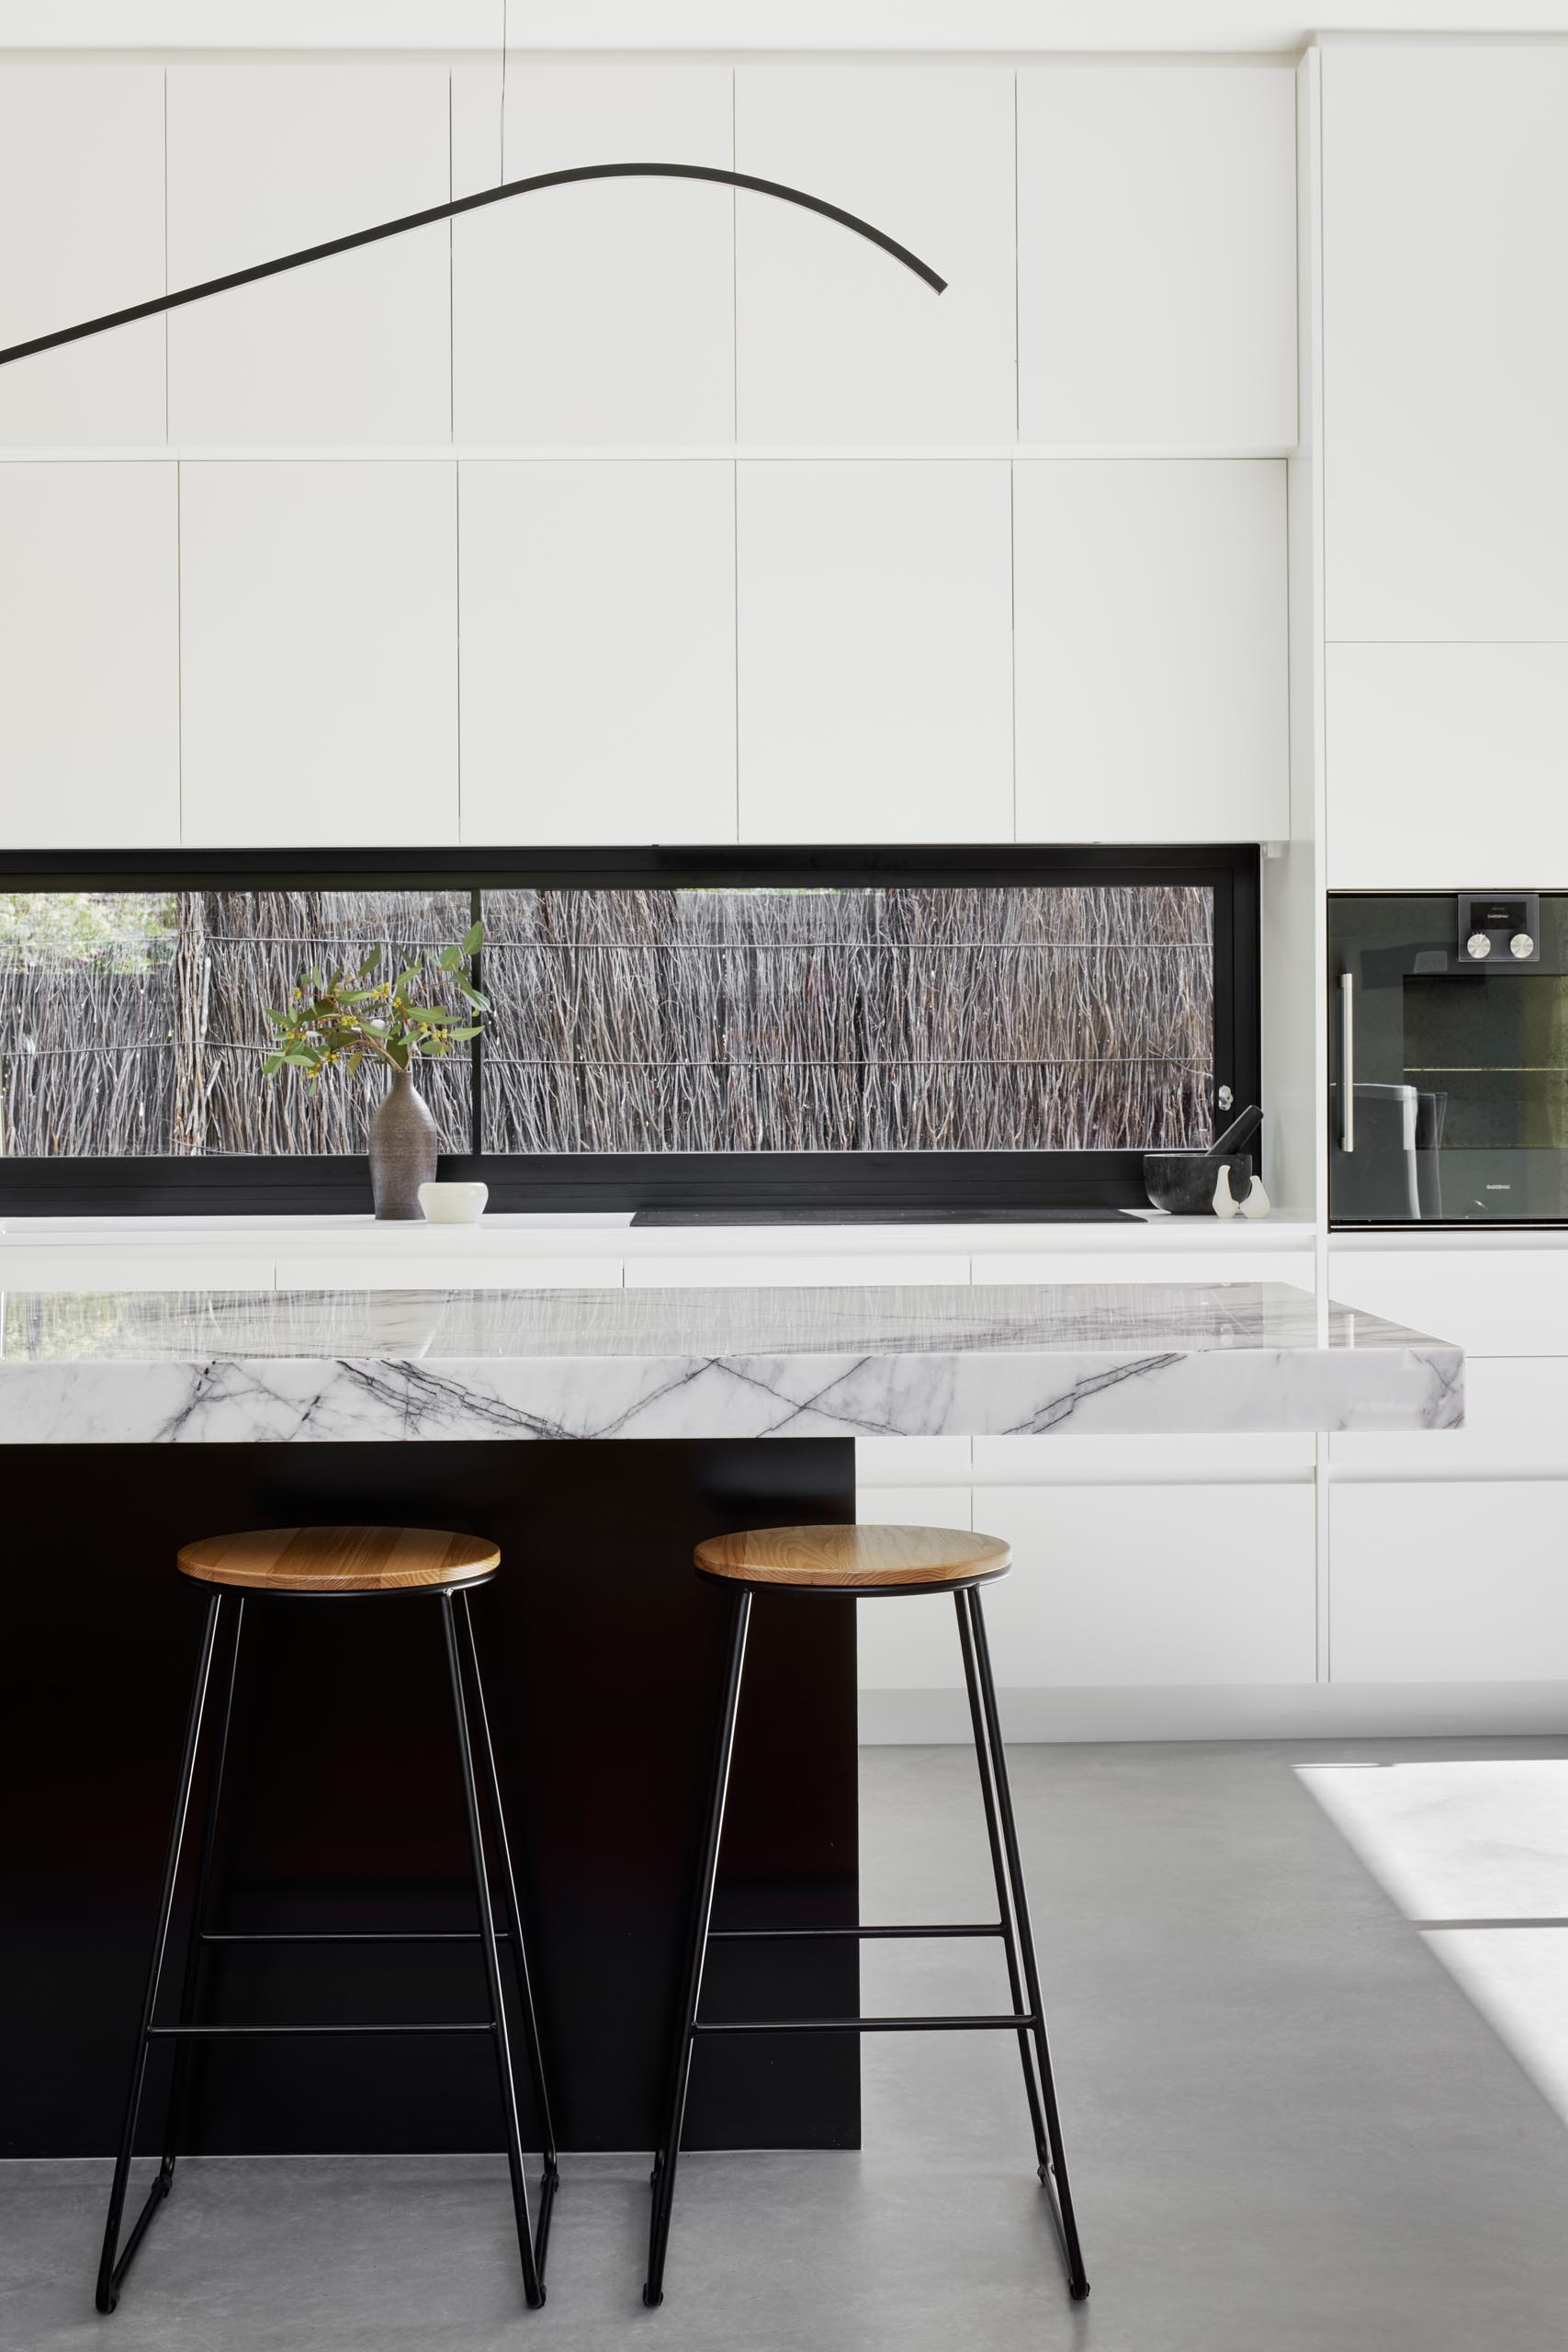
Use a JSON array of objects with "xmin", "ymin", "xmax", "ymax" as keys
[{"xmin": 367, "ymin": 1068, "xmax": 438, "ymax": 1220}]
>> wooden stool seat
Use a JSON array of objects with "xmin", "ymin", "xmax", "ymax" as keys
[
  {"xmin": 693, "ymin": 1522, "xmax": 1010, "ymax": 1591},
  {"xmin": 176, "ymin": 1525, "xmax": 500, "ymax": 1595}
]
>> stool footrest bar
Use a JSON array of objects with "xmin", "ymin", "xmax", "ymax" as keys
[
  {"xmin": 693, "ymin": 2013, "xmax": 1038, "ymax": 2034},
  {"xmin": 709, "ymin": 1922, "xmax": 1003, "ymax": 1941},
  {"xmin": 199, "ymin": 1928, "xmax": 509, "ymax": 1944},
  {"xmin": 146, "ymin": 2021, "xmax": 495, "ymax": 2038}
]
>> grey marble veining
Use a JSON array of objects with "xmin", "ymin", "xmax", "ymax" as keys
[{"xmin": 0, "ymin": 1281, "xmax": 1463, "ymax": 1444}]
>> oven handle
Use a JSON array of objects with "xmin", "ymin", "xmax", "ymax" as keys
[{"xmin": 1339, "ymin": 971, "xmax": 1354, "ymax": 1153}]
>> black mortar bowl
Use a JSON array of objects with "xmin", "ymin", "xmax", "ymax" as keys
[{"xmin": 1142, "ymin": 1151, "xmax": 1254, "ymax": 1216}]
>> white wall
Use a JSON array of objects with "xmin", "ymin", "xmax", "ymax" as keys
[{"xmin": 0, "ymin": 51, "xmax": 1296, "ymax": 854}]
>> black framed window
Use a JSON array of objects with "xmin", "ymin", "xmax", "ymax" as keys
[{"xmin": 0, "ymin": 845, "xmax": 1258, "ymax": 1215}]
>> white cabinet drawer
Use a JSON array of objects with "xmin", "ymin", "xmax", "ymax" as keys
[
  {"xmin": 854, "ymin": 1436, "xmax": 973, "ymax": 1486},
  {"xmin": 1326, "ymin": 1248, "xmax": 1568, "ymax": 1356},
  {"xmin": 623, "ymin": 1254, "xmax": 970, "ymax": 1289},
  {"xmin": 993, "ymin": 1255, "xmax": 1314, "ymax": 1289},
  {"xmin": 974, "ymin": 1431, "xmax": 1314, "ymax": 1484},
  {"xmin": 856, "ymin": 1483, "xmax": 977, "ymax": 1692},
  {"xmin": 0, "ymin": 1251, "xmax": 272, "ymax": 1293},
  {"xmin": 1330, "ymin": 1481, "xmax": 1568, "ymax": 1682},
  {"xmin": 271, "ymin": 1255, "xmax": 620, "ymax": 1294},
  {"xmin": 1329, "ymin": 1358, "xmax": 1568, "ymax": 1474},
  {"xmin": 972, "ymin": 1485, "xmax": 1315, "ymax": 1687}
]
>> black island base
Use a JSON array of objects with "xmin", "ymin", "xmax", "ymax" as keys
[{"xmin": 3, "ymin": 1437, "xmax": 858, "ymax": 2159}]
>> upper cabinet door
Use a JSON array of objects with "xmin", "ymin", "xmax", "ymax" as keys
[
  {"xmin": 734, "ymin": 66, "xmax": 1014, "ymax": 445},
  {"xmin": 179, "ymin": 463, "xmax": 457, "ymax": 845},
  {"xmin": 1018, "ymin": 64, "xmax": 1296, "ymax": 450},
  {"xmin": 1325, "ymin": 644, "xmax": 1568, "ymax": 889},
  {"xmin": 0, "ymin": 465, "xmax": 179, "ymax": 845},
  {"xmin": 737, "ymin": 461, "xmax": 1012, "ymax": 843},
  {"xmin": 458, "ymin": 461, "xmax": 736, "ymax": 845},
  {"xmin": 165, "ymin": 64, "xmax": 451, "ymax": 446},
  {"xmin": 0, "ymin": 66, "xmax": 165, "ymax": 447},
  {"xmin": 1014, "ymin": 461, "xmax": 1289, "ymax": 842},
  {"xmin": 453, "ymin": 64, "xmax": 733, "ymax": 445},
  {"xmin": 1323, "ymin": 43, "xmax": 1568, "ymax": 641}
]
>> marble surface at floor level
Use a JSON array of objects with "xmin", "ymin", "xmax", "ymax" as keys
[{"xmin": 0, "ymin": 1282, "xmax": 1463, "ymax": 1444}]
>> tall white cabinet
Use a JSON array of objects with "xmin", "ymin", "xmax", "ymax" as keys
[{"xmin": 1321, "ymin": 40, "xmax": 1568, "ymax": 888}]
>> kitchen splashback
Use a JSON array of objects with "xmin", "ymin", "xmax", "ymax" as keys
[{"xmin": 0, "ymin": 881, "xmax": 1214, "ymax": 1161}]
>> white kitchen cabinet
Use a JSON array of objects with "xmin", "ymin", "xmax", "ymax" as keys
[
  {"xmin": 1323, "ymin": 42, "xmax": 1568, "ymax": 642},
  {"xmin": 1324, "ymin": 644, "xmax": 1568, "ymax": 890},
  {"xmin": 1013, "ymin": 461, "xmax": 1289, "ymax": 842},
  {"xmin": 990, "ymin": 1484, "xmax": 1316, "ymax": 1684},
  {"xmin": 1325, "ymin": 1246, "xmax": 1568, "ymax": 1360},
  {"xmin": 973, "ymin": 1431, "xmax": 1315, "ymax": 1484},
  {"xmin": 1330, "ymin": 1482, "xmax": 1568, "ymax": 1681},
  {"xmin": 0, "ymin": 65, "xmax": 165, "ymax": 447},
  {"xmin": 622, "ymin": 1253, "xmax": 972, "ymax": 1289},
  {"xmin": 1018, "ymin": 63, "xmax": 1296, "ymax": 449},
  {"xmin": 178, "ymin": 462, "xmax": 457, "ymax": 845},
  {"xmin": 734, "ymin": 64, "xmax": 1013, "ymax": 445},
  {"xmin": 458, "ymin": 461, "xmax": 736, "ymax": 844},
  {"xmin": 736, "ymin": 461, "xmax": 1012, "ymax": 842},
  {"xmin": 0, "ymin": 465, "xmax": 179, "ymax": 846},
  {"xmin": 855, "ymin": 1483, "xmax": 978, "ymax": 1692},
  {"xmin": 1329, "ymin": 1358, "xmax": 1568, "ymax": 1476},
  {"xmin": 453, "ymin": 63, "xmax": 733, "ymax": 445},
  {"xmin": 165, "ymin": 63, "xmax": 451, "ymax": 446}
]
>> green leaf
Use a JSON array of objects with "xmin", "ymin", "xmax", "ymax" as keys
[
  {"xmin": 461, "ymin": 918, "xmax": 483, "ymax": 955},
  {"xmin": 337, "ymin": 985, "xmax": 381, "ymax": 1004},
  {"xmin": 261, "ymin": 1052, "xmax": 286, "ymax": 1077},
  {"xmin": 282, "ymin": 1048, "xmax": 317, "ymax": 1069},
  {"xmin": 437, "ymin": 945, "xmax": 460, "ymax": 971},
  {"xmin": 392, "ymin": 967, "xmax": 421, "ymax": 1001},
  {"xmin": 265, "ymin": 1008, "xmax": 289, "ymax": 1028},
  {"xmin": 385, "ymin": 1037, "xmax": 410, "ymax": 1070},
  {"xmin": 346, "ymin": 1049, "xmax": 363, "ymax": 1076},
  {"xmin": 405, "ymin": 1005, "xmax": 455, "ymax": 1023},
  {"xmin": 357, "ymin": 944, "xmax": 382, "ymax": 976},
  {"xmin": 456, "ymin": 980, "xmax": 491, "ymax": 1012},
  {"xmin": 446, "ymin": 1024, "xmax": 483, "ymax": 1041}
]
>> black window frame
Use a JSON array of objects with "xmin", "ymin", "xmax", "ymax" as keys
[{"xmin": 0, "ymin": 842, "xmax": 1259, "ymax": 1216}]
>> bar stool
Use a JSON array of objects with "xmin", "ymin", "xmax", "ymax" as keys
[
  {"xmin": 95, "ymin": 1526, "xmax": 557, "ymax": 2316},
  {"xmin": 643, "ymin": 1522, "xmax": 1089, "ymax": 2310}
]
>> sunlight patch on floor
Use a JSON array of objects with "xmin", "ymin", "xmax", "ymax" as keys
[{"xmin": 1297, "ymin": 1758, "xmax": 1568, "ymax": 2125}]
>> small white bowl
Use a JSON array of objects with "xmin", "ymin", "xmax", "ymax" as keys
[{"xmin": 418, "ymin": 1181, "xmax": 489, "ymax": 1226}]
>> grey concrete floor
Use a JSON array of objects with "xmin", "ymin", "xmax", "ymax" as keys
[{"xmin": 7, "ymin": 1738, "xmax": 1568, "ymax": 2352}]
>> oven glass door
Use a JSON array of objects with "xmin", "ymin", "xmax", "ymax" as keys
[{"xmin": 1329, "ymin": 894, "xmax": 1568, "ymax": 1225}]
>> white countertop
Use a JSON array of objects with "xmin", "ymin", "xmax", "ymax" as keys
[{"xmin": 0, "ymin": 1280, "xmax": 1461, "ymax": 1445}]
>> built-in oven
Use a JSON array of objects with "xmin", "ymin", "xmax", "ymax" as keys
[{"xmin": 1329, "ymin": 891, "xmax": 1568, "ymax": 1227}]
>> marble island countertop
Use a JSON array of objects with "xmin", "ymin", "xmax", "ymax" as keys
[{"xmin": 0, "ymin": 1281, "xmax": 1463, "ymax": 1444}]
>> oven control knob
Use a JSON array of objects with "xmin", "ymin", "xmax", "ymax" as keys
[
  {"xmin": 1466, "ymin": 932, "xmax": 1493, "ymax": 959},
  {"xmin": 1511, "ymin": 933, "xmax": 1535, "ymax": 959}
]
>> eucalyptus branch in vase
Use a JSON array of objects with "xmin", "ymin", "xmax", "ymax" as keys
[{"xmin": 262, "ymin": 919, "xmax": 487, "ymax": 1220}]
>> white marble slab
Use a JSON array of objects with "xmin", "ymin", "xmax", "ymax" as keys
[{"xmin": 0, "ymin": 1282, "xmax": 1462, "ymax": 1445}]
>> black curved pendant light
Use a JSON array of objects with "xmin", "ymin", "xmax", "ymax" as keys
[{"xmin": 0, "ymin": 160, "xmax": 945, "ymax": 372}]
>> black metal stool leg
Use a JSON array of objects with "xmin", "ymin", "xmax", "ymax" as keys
[
  {"xmin": 963, "ymin": 1587, "xmax": 1090, "ymax": 2301},
  {"xmin": 457, "ymin": 1590, "xmax": 559, "ymax": 2277},
  {"xmin": 643, "ymin": 1586, "xmax": 752, "ymax": 2308},
  {"xmin": 159, "ymin": 1593, "xmax": 245, "ymax": 2192},
  {"xmin": 440, "ymin": 1594, "xmax": 545, "ymax": 2311},
  {"xmin": 954, "ymin": 1589, "xmax": 1051, "ymax": 2172},
  {"xmin": 96, "ymin": 1592, "xmax": 225, "ymax": 2314}
]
